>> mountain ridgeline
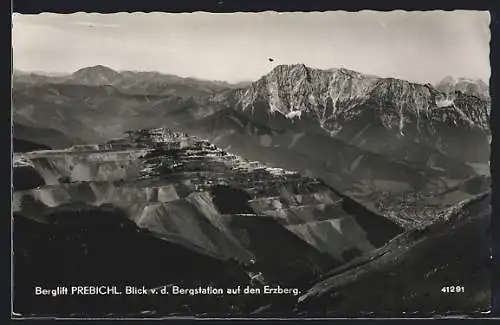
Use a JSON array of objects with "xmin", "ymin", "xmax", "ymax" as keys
[
  {"xmin": 232, "ymin": 64, "xmax": 490, "ymax": 160},
  {"xmin": 14, "ymin": 65, "xmax": 252, "ymax": 96},
  {"xmin": 243, "ymin": 64, "xmax": 489, "ymax": 128},
  {"xmin": 13, "ymin": 64, "xmax": 490, "ymax": 133}
]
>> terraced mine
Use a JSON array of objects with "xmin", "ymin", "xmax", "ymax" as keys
[{"xmin": 13, "ymin": 128, "xmax": 404, "ymax": 316}]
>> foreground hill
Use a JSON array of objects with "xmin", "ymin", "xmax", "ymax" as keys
[{"xmin": 294, "ymin": 192, "xmax": 491, "ymax": 316}]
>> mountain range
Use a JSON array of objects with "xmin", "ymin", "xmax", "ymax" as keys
[
  {"xmin": 12, "ymin": 64, "xmax": 491, "ymax": 316},
  {"xmin": 13, "ymin": 66, "xmax": 252, "ymax": 95}
]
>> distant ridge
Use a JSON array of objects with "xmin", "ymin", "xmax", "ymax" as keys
[{"xmin": 13, "ymin": 65, "xmax": 253, "ymax": 93}]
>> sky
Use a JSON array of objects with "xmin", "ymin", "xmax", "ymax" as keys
[{"xmin": 12, "ymin": 11, "xmax": 491, "ymax": 84}]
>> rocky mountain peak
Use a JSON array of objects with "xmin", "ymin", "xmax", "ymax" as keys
[
  {"xmin": 73, "ymin": 65, "xmax": 118, "ymax": 74},
  {"xmin": 238, "ymin": 64, "xmax": 376, "ymax": 117},
  {"xmin": 435, "ymin": 75, "xmax": 489, "ymax": 100},
  {"xmin": 236, "ymin": 64, "xmax": 490, "ymax": 133},
  {"xmin": 270, "ymin": 63, "xmax": 308, "ymax": 73},
  {"xmin": 71, "ymin": 65, "xmax": 122, "ymax": 85}
]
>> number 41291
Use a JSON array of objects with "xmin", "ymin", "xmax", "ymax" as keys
[{"xmin": 441, "ymin": 286, "xmax": 465, "ymax": 293}]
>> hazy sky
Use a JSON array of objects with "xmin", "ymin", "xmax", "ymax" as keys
[{"xmin": 12, "ymin": 11, "xmax": 491, "ymax": 84}]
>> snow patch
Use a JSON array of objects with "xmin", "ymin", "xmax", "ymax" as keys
[
  {"xmin": 285, "ymin": 110, "xmax": 302, "ymax": 119},
  {"xmin": 436, "ymin": 98, "xmax": 454, "ymax": 108}
]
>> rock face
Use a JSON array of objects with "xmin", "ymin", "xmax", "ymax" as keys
[
  {"xmin": 232, "ymin": 65, "xmax": 490, "ymax": 164},
  {"xmin": 238, "ymin": 65, "xmax": 378, "ymax": 122},
  {"xmin": 232, "ymin": 65, "xmax": 490, "ymax": 168},
  {"xmin": 237, "ymin": 65, "xmax": 490, "ymax": 132}
]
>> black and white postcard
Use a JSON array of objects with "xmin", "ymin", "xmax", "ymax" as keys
[{"xmin": 11, "ymin": 10, "xmax": 493, "ymax": 318}]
